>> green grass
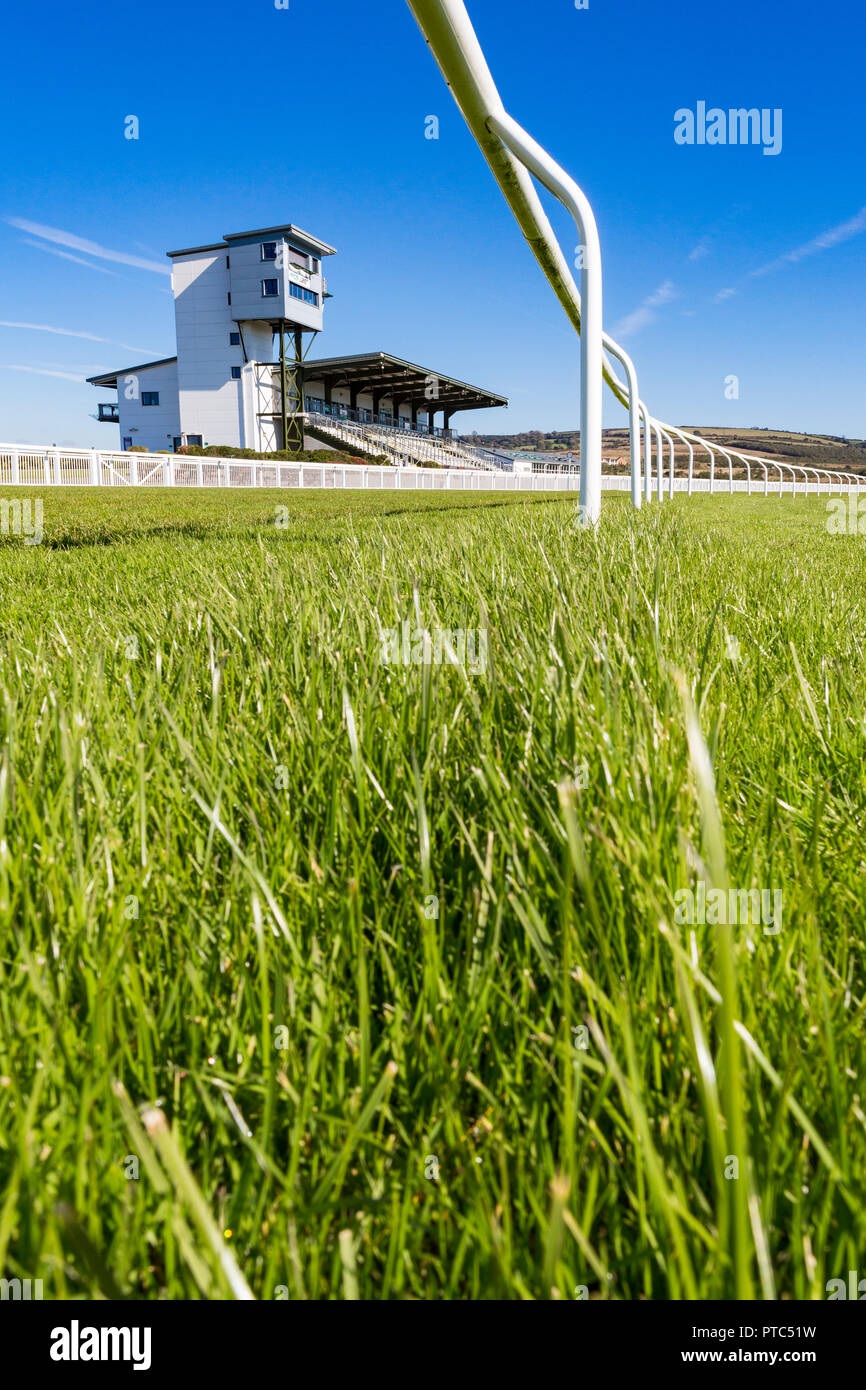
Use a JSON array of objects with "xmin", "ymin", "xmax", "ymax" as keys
[{"xmin": 1, "ymin": 485, "xmax": 865, "ymax": 1300}]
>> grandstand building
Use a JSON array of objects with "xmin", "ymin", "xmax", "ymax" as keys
[{"xmin": 88, "ymin": 223, "xmax": 507, "ymax": 469}]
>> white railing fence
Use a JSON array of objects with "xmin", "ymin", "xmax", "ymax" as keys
[
  {"xmin": 0, "ymin": 443, "xmax": 856, "ymax": 497},
  {"xmin": 0, "ymin": 443, "xmax": 575, "ymax": 492},
  {"xmin": 404, "ymin": 0, "xmax": 862, "ymax": 516}
]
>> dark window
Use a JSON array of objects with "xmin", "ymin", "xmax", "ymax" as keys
[
  {"xmin": 229, "ymin": 331, "xmax": 240, "ymax": 346},
  {"xmin": 141, "ymin": 391, "xmax": 160, "ymax": 406},
  {"xmin": 227, "ymin": 292, "xmax": 231, "ymax": 305},
  {"xmin": 172, "ymin": 437, "xmax": 183, "ymax": 451},
  {"xmin": 226, "ymin": 255, "xmax": 230, "ymax": 268},
  {"xmin": 289, "ymin": 282, "xmax": 318, "ymax": 307},
  {"xmin": 262, "ymin": 278, "xmax": 279, "ymax": 297},
  {"xmin": 261, "ymin": 242, "xmax": 278, "ymax": 261},
  {"xmin": 187, "ymin": 435, "xmax": 203, "ymax": 447},
  {"xmin": 231, "ymin": 366, "xmax": 241, "ymax": 380}
]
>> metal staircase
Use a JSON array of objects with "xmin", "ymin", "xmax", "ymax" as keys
[{"xmin": 305, "ymin": 410, "xmax": 498, "ymax": 471}]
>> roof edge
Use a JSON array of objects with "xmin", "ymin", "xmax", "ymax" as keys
[
  {"xmin": 86, "ymin": 356, "xmax": 178, "ymax": 387},
  {"xmin": 222, "ymin": 224, "xmax": 337, "ymax": 256},
  {"xmin": 166, "ymin": 242, "xmax": 228, "ymax": 259},
  {"xmin": 302, "ymin": 351, "xmax": 508, "ymax": 404}
]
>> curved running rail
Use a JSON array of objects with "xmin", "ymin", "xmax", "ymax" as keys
[{"xmin": 405, "ymin": 0, "xmax": 861, "ymax": 512}]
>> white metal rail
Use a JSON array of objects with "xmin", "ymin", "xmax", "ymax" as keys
[
  {"xmin": 405, "ymin": 0, "xmax": 862, "ymax": 516},
  {"xmin": 0, "ymin": 443, "xmax": 848, "ymax": 497},
  {"xmin": 0, "ymin": 443, "xmax": 583, "ymax": 492}
]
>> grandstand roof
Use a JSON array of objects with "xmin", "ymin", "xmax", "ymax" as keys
[
  {"xmin": 304, "ymin": 351, "xmax": 507, "ymax": 412},
  {"xmin": 89, "ymin": 351, "xmax": 508, "ymax": 414}
]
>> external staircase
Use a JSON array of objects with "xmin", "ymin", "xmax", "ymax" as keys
[{"xmin": 305, "ymin": 410, "xmax": 506, "ymax": 471}]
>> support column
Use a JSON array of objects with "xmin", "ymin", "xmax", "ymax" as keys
[
  {"xmin": 279, "ymin": 324, "xmax": 306, "ymax": 452},
  {"xmin": 294, "ymin": 327, "xmax": 305, "ymax": 428},
  {"xmin": 279, "ymin": 324, "xmax": 288, "ymax": 454},
  {"xmin": 427, "ymin": 408, "xmax": 436, "ymax": 436}
]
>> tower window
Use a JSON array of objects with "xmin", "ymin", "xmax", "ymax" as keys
[
  {"xmin": 229, "ymin": 332, "xmax": 240, "ymax": 345},
  {"xmin": 262, "ymin": 279, "xmax": 279, "ymax": 297},
  {"xmin": 261, "ymin": 242, "xmax": 278, "ymax": 261},
  {"xmin": 141, "ymin": 391, "xmax": 160, "ymax": 406},
  {"xmin": 289, "ymin": 282, "xmax": 319, "ymax": 307},
  {"xmin": 231, "ymin": 366, "xmax": 241, "ymax": 380}
]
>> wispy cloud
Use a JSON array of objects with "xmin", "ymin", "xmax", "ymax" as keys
[
  {"xmin": 21, "ymin": 237, "xmax": 122, "ymax": 276},
  {"xmin": 133, "ymin": 240, "xmax": 165, "ymax": 257},
  {"xmin": 1, "ymin": 364, "xmax": 87, "ymax": 382},
  {"xmin": 5, "ymin": 218, "xmax": 170, "ymax": 275},
  {"xmin": 749, "ymin": 205, "xmax": 866, "ymax": 278},
  {"xmin": 0, "ymin": 321, "xmax": 158, "ymax": 354},
  {"xmin": 714, "ymin": 287, "xmax": 737, "ymax": 302},
  {"xmin": 688, "ymin": 237, "xmax": 711, "ymax": 262},
  {"xmin": 613, "ymin": 280, "xmax": 677, "ymax": 339}
]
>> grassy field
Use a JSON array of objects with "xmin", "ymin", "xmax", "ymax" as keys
[{"xmin": 1, "ymin": 485, "xmax": 865, "ymax": 1301}]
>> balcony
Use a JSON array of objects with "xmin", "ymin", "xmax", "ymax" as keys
[{"xmin": 98, "ymin": 403, "xmax": 119, "ymax": 423}]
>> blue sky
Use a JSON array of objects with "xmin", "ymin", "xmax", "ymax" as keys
[{"xmin": 0, "ymin": 0, "xmax": 863, "ymax": 445}]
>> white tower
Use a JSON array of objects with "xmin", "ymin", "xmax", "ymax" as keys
[{"xmin": 167, "ymin": 223, "xmax": 337, "ymax": 450}]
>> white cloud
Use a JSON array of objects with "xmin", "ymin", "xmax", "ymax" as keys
[
  {"xmin": 714, "ymin": 287, "xmax": 737, "ymax": 302},
  {"xmin": 1, "ymin": 364, "xmax": 87, "ymax": 382},
  {"xmin": 750, "ymin": 205, "xmax": 866, "ymax": 278},
  {"xmin": 21, "ymin": 238, "xmax": 122, "ymax": 276},
  {"xmin": 613, "ymin": 280, "xmax": 677, "ymax": 339},
  {"xmin": 0, "ymin": 321, "xmax": 158, "ymax": 354},
  {"xmin": 688, "ymin": 238, "xmax": 711, "ymax": 262},
  {"xmin": 5, "ymin": 218, "xmax": 171, "ymax": 275}
]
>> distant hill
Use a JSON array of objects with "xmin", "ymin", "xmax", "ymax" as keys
[{"xmin": 467, "ymin": 427, "xmax": 866, "ymax": 475}]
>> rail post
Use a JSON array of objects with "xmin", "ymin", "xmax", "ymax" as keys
[
  {"xmin": 640, "ymin": 404, "xmax": 653, "ymax": 504},
  {"xmin": 487, "ymin": 111, "xmax": 603, "ymax": 523},
  {"xmin": 653, "ymin": 424, "xmax": 664, "ymax": 502},
  {"xmin": 663, "ymin": 430, "xmax": 675, "ymax": 500},
  {"xmin": 603, "ymin": 341, "xmax": 641, "ymax": 507}
]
